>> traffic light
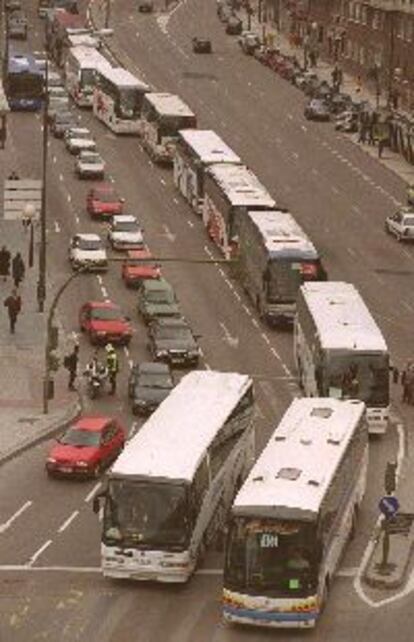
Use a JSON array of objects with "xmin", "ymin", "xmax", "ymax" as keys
[
  {"xmin": 49, "ymin": 325, "xmax": 59, "ymax": 351},
  {"xmin": 384, "ymin": 461, "xmax": 397, "ymax": 495}
]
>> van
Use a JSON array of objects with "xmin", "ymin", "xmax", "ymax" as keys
[{"xmin": 136, "ymin": 278, "xmax": 180, "ymax": 324}]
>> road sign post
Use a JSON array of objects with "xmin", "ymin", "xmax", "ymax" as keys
[{"xmin": 377, "ymin": 495, "xmax": 400, "ymax": 574}]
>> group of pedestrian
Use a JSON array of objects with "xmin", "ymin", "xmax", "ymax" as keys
[
  {"xmin": 401, "ymin": 361, "xmax": 414, "ymax": 405},
  {"xmin": 357, "ymin": 110, "xmax": 378, "ymax": 145},
  {"xmin": 64, "ymin": 342, "xmax": 119, "ymax": 395},
  {"xmin": 0, "ymin": 244, "xmax": 26, "ymax": 335}
]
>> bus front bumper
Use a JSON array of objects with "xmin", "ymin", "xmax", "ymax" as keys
[
  {"xmin": 223, "ymin": 605, "xmax": 318, "ymax": 629},
  {"xmin": 102, "ymin": 549, "xmax": 193, "ymax": 583}
]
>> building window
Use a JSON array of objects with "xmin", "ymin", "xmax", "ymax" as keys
[
  {"xmin": 405, "ymin": 19, "xmax": 413, "ymax": 42},
  {"xmin": 355, "ymin": 2, "xmax": 361, "ymax": 22},
  {"xmin": 372, "ymin": 10, "xmax": 380, "ymax": 30},
  {"xmin": 361, "ymin": 5, "xmax": 367, "ymax": 25}
]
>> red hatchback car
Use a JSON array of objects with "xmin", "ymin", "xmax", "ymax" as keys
[
  {"xmin": 86, "ymin": 183, "xmax": 124, "ymax": 220},
  {"xmin": 46, "ymin": 416, "xmax": 125, "ymax": 478},
  {"xmin": 121, "ymin": 248, "xmax": 161, "ymax": 288},
  {"xmin": 79, "ymin": 301, "xmax": 133, "ymax": 345}
]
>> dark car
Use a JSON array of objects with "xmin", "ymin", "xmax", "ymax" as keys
[
  {"xmin": 136, "ymin": 277, "xmax": 180, "ymax": 324},
  {"xmin": 45, "ymin": 416, "xmax": 125, "ymax": 478},
  {"xmin": 226, "ymin": 16, "xmax": 243, "ymax": 35},
  {"xmin": 128, "ymin": 362, "xmax": 174, "ymax": 415},
  {"xmin": 138, "ymin": 0, "xmax": 153, "ymax": 11},
  {"xmin": 304, "ymin": 98, "xmax": 331, "ymax": 121},
  {"xmin": 8, "ymin": 11, "xmax": 27, "ymax": 39},
  {"xmin": 192, "ymin": 37, "xmax": 212, "ymax": 53},
  {"xmin": 147, "ymin": 317, "xmax": 201, "ymax": 367},
  {"xmin": 50, "ymin": 110, "xmax": 77, "ymax": 138}
]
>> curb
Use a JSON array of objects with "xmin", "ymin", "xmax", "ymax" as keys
[
  {"xmin": 363, "ymin": 519, "xmax": 414, "ymax": 589},
  {"xmin": 0, "ymin": 398, "xmax": 82, "ymax": 467}
]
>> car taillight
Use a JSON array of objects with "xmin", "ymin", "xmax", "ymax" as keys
[{"xmin": 301, "ymin": 263, "xmax": 318, "ymax": 278}]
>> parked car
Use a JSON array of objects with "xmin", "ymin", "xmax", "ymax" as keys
[
  {"xmin": 138, "ymin": 0, "xmax": 153, "ymax": 11},
  {"xmin": 385, "ymin": 206, "xmax": 414, "ymax": 242},
  {"xmin": 50, "ymin": 110, "xmax": 76, "ymax": 138},
  {"xmin": 108, "ymin": 214, "xmax": 144, "ymax": 251},
  {"xmin": 122, "ymin": 248, "xmax": 161, "ymax": 288},
  {"xmin": 192, "ymin": 37, "xmax": 212, "ymax": 53},
  {"xmin": 335, "ymin": 109, "xmax": 359, "ymax": 133},
  {"xmin": 45, "ymin": 416, "xmax": 125, "ymax": 478},
  {"xmin": 407, "ymin": 184, "xmax": 414, "ymax": 207},
  {"xmin": 217, "ymin": 3, "xmax": 233, "ymax": 22},
  {"xmin": 238, "ymin": 31, "xmax": 260, "ymax": 55},
  {"xmin": 128, "ymin": 362, "xmax": 174, "ymax": 415},
  {"xmin": 329, "ymin": 92, "xmax": 352, "ymax": 115},
  {"xmin": 69, "ymin": 233, "xmax": 108, "ymax": 271},
  {"xmin": 136, "ymin": 277, "xmax": 180, "ymax": 324},
  {"xmin": 86, "ymin": 183, "xmax": 124, "ymax": 219},
  {"xmin": 296, "ymin": 71, "xmax": 318, "ymax": 91},
  {"xmin": 226, "ymin": 16, "xmax": 242, "ymax": 35},
  {"xmin": 65, "ymin": 127, "xmax": 96, "ymax": 154},
  {"xmin": 79, "ymin": 300, "xmax": 133, "ymax": 345},
  {"xmin": 147, "ymin": 317, "xmax": 201, "ymax": 367},
  {"xmin": 75, "ymin": 150, "xmax": 105, "ymax": 179},
  {"xmin": 5, "ymin": 0, "xmax": 21, "ymax": 11},
  {"xmin": 8, "ymin": 11, "xmax": 27, "ymax": 39},
  {"xmin": 304, "ymin": 98, "xmax": 331, "ymax": 121},
  {"xmin": 47, "ymin": 70, "xmax": 65, "ymax": 89},
  {"xmin": 48, "ymin": 87, "xmax": 70, "ymax": 121}
]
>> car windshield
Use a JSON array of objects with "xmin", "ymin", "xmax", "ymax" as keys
[
  {"xmin": 82, "ymin": 154, "xmax": 101, "ymax": 163},
  {"xmin": 114, "ymin": 220, "xmax": 138, "ymax": 232},
  {"xmin": 95, "ymin": 190, "xmax": 118, "ymax": 203},
  {"xmin": 91, "ymin": 307, "xmax": 122, "ymax": 321},
  {"xmin": 71, "ymin": 130, "xmax": 91, "ymax": 140},
  {"xmin": 139, "ymin": 371, "xmax": 172, "ymax": 388},
  {"xmin": 56, "ymin": 112, "xmax": 72, "ymax": 123},
  {"xmin": 156, "ymin": 326, "xmax": 191, "ymax": 340},
  {"xmin": 403, "ymin": 216, "xmax": 414, "ymax": 226},
  {"xmin": 147, "ymin": 289, "xmax": 174, "ymax": 304},
  {"xmin": 104, "ymin": 479, "xmax": 190, "ymax": 550},
  {"xmin": 59, "ymin": 427, "xmax": 101, "ymax": 447},
  {"xmin": 78, "ymin": 238, "xmax": 102, "ymax": 251},
  {"xmin": 324, "ymin": 352, "xmax": 389, "ymax": 406}
]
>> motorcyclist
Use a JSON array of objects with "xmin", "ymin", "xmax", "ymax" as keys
[{"xmin": 84, "ymin": 351, "xmax": 108, "ymax": 395}]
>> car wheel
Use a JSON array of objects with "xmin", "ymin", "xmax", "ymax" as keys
[{"xmin": 397, "ymin": 232, "xmax": 403, "ymax": 242}]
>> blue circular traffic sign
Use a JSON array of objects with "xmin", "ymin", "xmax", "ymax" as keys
[{"xmin": 379, "ymin": 495, "xmax": 400, "ymax": 518}]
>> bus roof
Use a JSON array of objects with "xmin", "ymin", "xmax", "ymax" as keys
[
  {"xmin": 8, "ymin": 53, "xmax": 42, "ymax": 74},
  {"xmin": 233, "ymin": 397, "xmax": 366, "ymax": 521},
  {"xmin": 299, "ymin": 281, "xmax": 387, "ymax": 352},
  {"xmin": 110, "ymin": 370, "xmax": 252, "ymax": 483},
  {"xmin": 67, "ymin": 34, "xmax": 101, "ymax": 48},
  {"xmin": 144, "ymin": 92, "xmax": 195, "ymax": 117},
  {"xmin": 68, "ymin": 45, "xmax": 111, "ymax": 69},
  {"xmin": 206, "ymin": 164, "xmax": 276, "ymax": 209},
  {"xmin": 178, "ymin": 129, "xmax": 241, "ymax": 165},
  {"xmin": 98, "ymin": 66, "xmax": 149, "ymax": 91},
  {"xmin": 247, "ymin": 210, "xmax": 319, "ymax": 260}
]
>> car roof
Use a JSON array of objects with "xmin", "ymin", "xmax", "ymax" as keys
[
  {"xmin": 80, "ymin": 150, "xmax": 100, "ymax": 157},
  {"xmin": 138, "ymin": 362, "xmax": 171, "ymax": 374},
  {"xmin": 68, "ymin": 127, "xmax": 91, "ymax": 135},
  {"xmin": 75, "ymin": 232, "xmax": 101, "ymax": 241},
  {"xmin": 154, "ymin": 317, "xmax": 188, "ymax": 328},
  {"xmin": 142, "ymin": 277, "xmax": 172, "ymax": 290},
  {"xmin": 73, "ymin": 415, "xmax": 112, "ymax": 432},
  {"xmin": 113, "ymin": 214, "xmax": 137, "ymax": 223}
]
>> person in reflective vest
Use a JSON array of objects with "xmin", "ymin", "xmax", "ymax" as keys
[{"xmin": 105, "ymin": 343, "xmax": 119, "ymax": 395}]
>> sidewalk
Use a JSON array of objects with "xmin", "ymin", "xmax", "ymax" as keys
[
  {"xmin": 241, "ymin": 3, "xmax": 414, "ymax": 187},
  {"xmin": 0, "ymin": 214, "xmax": 80, "ymax": 466}
]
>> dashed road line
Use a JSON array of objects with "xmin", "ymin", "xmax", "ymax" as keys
[
  {"xmin": 0, "ymin": 501, "xmax": 32, "ymax": 534},
  {"xmin": 187, "ymin": 220, "xmax": 194, "ymax": 228},
  {"xmin": 85, "ymin": 483, "xmax": 101, "ymax": 503},
  {"xmin": 58, "ymin": 510, "xmax": 79, "ymax": 534},
  {"xmin": 27, "ymin": 540, "xmax": 53, "ymax": 567}
]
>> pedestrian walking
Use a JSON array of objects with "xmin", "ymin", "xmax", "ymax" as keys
[
  {"xmin": 12, "ymin": 252, "xmax": 25, "ymax": 288},
  {"xmin": 105, "ymin": 343, "xmax": 119, "ymax": 395},
  {"xmin": 4, "ymin": 288, "xmax": 22, "ymax": 334},
  {"xmin": 378, "ymin": 127, "xmax": 388, "ymax": 159},
  {"xmin": 358, "ymin": 112, "xmax": 368, "ymax": 144},
  {"xmin": 0, "ymin": 246, "xmax": 11, "ymax": 282},
  {"xmin": 368, "ymin": 111, "xmax": 377, "ymax": 145},
  {"xmin": 401, "ymin": 361, "xmax": 414, "ymax": 404},
  {"xmin": 64, "ymin": 344, "xmax": 80, "ymax": 391}
]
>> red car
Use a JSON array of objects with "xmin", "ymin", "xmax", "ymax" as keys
[
  {"xmin": 86, "ymin": 183, "xmax": 124, "ymax": 219},
  {"xmin": 46, "ymin": 416, "xmax": 125, "ymax": 478},
  {"xmin": 79, "ymin": 301, "xmax": 133, "ymax": 345},
  {"xmin": 121, "ymin": 248, "xmax": 161, "ymax": 288}
]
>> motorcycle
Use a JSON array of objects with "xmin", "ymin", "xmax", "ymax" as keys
[{"xmin": 83, "ymin": 365, "xmax": 108, "ymax": 399}]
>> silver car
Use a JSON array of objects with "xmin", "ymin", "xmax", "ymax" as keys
[
  {"xmin": 385, "ymin": 207, "xmax": 414, "ymax": 242},
  {"xmin": 75, "ymin": 151, "xmax": 105, "ymax": 180}
]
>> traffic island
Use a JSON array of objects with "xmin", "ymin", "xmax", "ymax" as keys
[{"xmin": 363, "ymin": 513, "xmax": 414, "ymax": 589}]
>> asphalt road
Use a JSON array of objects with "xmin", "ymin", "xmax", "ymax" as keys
[{"xmin": 1, "ymin": 0, "xmax": 414, "ymax": 640}]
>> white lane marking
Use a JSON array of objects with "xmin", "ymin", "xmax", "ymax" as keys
[
  {"xmin": 352, "ymin": 205, "xmax": 361, "ymax": 214},
  {"xmin": 67, "ymin": 194, "xmax": 72, "ymax": 203},
  {"xmin": 54, "ymin": 220, "xmax": 60, "ymax": 233},
  {"xmin": 187, "ymin": 220, "xmax": 194, "ymax": 228},
  {"xmin": 291, "ymin": 151, "xmax": 299, "ymax": 160},
  {"xmin": 123, "ymin": 345, "xmax": 130, "ymax": 360},
  {"xmin": 242, "ymin": 304, "xmax": 252, "ymax": 316},
  {"xmin": 332, "ymin": 186, "xmax": 340, "ymax": 195},
  {"xmin": 162, "ymin": 224, "xmax": 176, "ymax": 242},
  {"xmin": 402, "ymin": 300, "xmax": 414, "ymax": 312},
  {"xmin": 85, "ymin": 482, "xmax": 102, "ymax": 503},
  {"xmin": 301, "ymin": 125, "xmax": 307, "ymax": 132},
  {"xmin": 27, "ymin": 540, "xmax": 53, "ymax": 566},
  {"xmin": 261, "ymin": 333, "xmax": 270, "ymax": 345},
  {"xmin": 270, "ymin": 347, "xmax": 292, "ymax": 377},
  {"xmin": 287, "ymin": 113, "xmax": 293, "ymax": 120},
  {"xmin": 173, "ymin": 197, "xmax": 179, "ymax": 204},
  {"xmin": 347, "ymin": 247, "xmax": 357, "ymax": 257},
  {"xmin": 101, "ymin": 286, "xmax": 109, "ymax": 299},
  {"xmin": 59, "ymin": 174, "xmax": 63, "ymax": 182},
  {"xmin": 58, "ymin": 510, "xmax": 79, "ymax": 533},
  {"xmin": 75, "ymin": 215, "xmax": 80, "ymax": 224},
  {"xmin": 219, "ymin": 321, "xmax": 239, "ymax": 348},
  {"xmin": 160, "ymin": 178, "xmax": 166, "ymax": 186},
  {"xmin": 53, "ymin": 156, "xmax": 57, "ymax": 164},
  {"xmin": 337, "ymin": 567, "xmax": 358, "ymax": 578},
  {"xmin": 0, "ymin": 501, "xmax": 32, "ymax": 534},
  {"xmin": 251, "ymin": 318, "xmax": 259, "ymax": 328},
  {"xmin": 128, "ymin": 359, "xmax": 134, "ymax": 370}
]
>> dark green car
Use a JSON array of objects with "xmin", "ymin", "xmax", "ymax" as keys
[{"xmin": 136, "ymin": 277, "xmax": 181, "ymax": 324}]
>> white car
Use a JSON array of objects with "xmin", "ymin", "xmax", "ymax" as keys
[
  {"xmin": 108, "ymin": 215, "xmax": 144, "ymax": 251},
  {"xmin": 65, "ymin": 127, "xmax": 96, "ymax": 155},
  {"xmin": 69, "ymin": 233, "xmax": 108, "ymax": 271},
  {"xmin": 385, "ymin": 207, "xmax": 414, "ymax": 242},
  {"xmin": 75, "ymin": 151, "xmax": 105, "ymax": 179}
]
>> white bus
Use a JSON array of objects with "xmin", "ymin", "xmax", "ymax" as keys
[
  {"xmin": 294, "ymin": 282, "xmax": 390, "ymax": 434},
  {"xmin": 140, "ymin": 92, "xmax": 196, "ymax": 164},
  {"xmin": 174, "ymin": 129, "xmax": 241, "ymax": 214},
  {"xmin": 202, "ymin": 164, "xmax": 276, "ymax": 259},
  {"xmin": 93, "ymin": 66, "xmax": 150, "ymax": 134},
  {"xmin": 223, "ymin": 397, "xmax": 368, "ymax": 629},
  {"xmin": 94, "ymin": 370, "xmax": 255, "ymax": 582},
  {"xmin": 237, "ymin": 210, "xmax": 327, "ymax": 326},
  {"xmin": 65, "ymin": 45, "xmax": 111, "ymax": 107}
]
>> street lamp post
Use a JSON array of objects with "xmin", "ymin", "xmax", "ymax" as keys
[
  {"xmin": 22, "ymin": 202, "xmax": 36, "ymax": 268},
  {"xmin": 38, "ymin": 45, "xmax": 49, "ymax": 312},
  {"xmin": 105, "ymin": 0, "xmax": 111, "ymax": 28}
]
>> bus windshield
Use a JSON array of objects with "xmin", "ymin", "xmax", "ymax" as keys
[
  {"xmin": 224, "ymin": 518, "xmax": 318, "ymax": 597},
  {"xmin": 118, "ymin": 88, "xmax": 140, "ymax": 118},
  {"xmin": 266, "ymin": 259, "xmax": 323, "ymax": 303},
  {"xmin": 104, "ymin": 480, "xmax": 190, "ymax": 550},
  {"xmin": 324, "ymin": 352, "xmax": 389, "ymax": 406},
  {"xmin": 80, "ymin": 68, "xmax": 95, "ymax": 89}
]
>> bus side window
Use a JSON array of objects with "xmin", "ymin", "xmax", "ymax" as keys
[{"xmin": 190, "ymin": 456, "xmax": 210, "ymax": 515}]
